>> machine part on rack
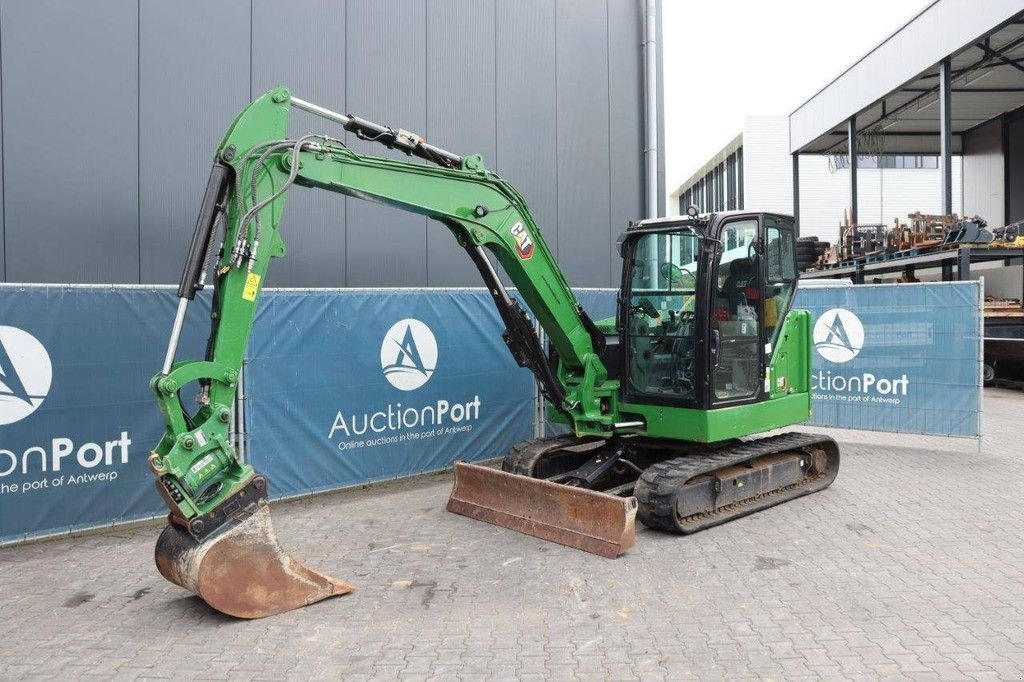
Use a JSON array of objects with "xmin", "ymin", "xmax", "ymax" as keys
[{"xmin": 943, "ymin": 216, "xmax": 993, "ymax": 246}]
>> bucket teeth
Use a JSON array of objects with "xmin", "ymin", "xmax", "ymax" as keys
[
  {"xmin": 155, "ymin": 503, "xmax": 352, "ymax": 619},
  {"xmin": 446, "ymin": 462, "xmax": 637, "ymax": 558}
]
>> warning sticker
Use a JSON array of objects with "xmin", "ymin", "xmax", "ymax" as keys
[{"xmin": 242, "ymin": 273, "xmax": 261, "ymax": 302}]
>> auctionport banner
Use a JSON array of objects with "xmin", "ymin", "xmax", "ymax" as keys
[
  {"xmin": 0, "ymin": 281, "xmax": 980, "ymax": 544},
  {"xmin": 0, "ymin": 286, "xmax": 540, "ymax": 543},
  {"xmin": 244, "ymin": 289, "xmax": 535, "ymax": 498},
  {"xmin": 0, "ymin": 286, "xmax": 210, "ymax": 544},
  {"xmin": 795, "ymin": 282, "xmax": 982, "ymax": 437}
]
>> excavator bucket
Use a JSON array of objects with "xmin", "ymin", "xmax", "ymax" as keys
[
  {"xmin": 446, "ymin": 462, "xmax": 637, "ymax": 558},
  {"xmin": 154, "ymin": 503, "xmax": 352, "ymax": 619}
]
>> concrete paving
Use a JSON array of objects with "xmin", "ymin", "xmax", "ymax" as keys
[{"xmin": 1, "ymin": 388, "xmax": 1023, "ymax": 680}]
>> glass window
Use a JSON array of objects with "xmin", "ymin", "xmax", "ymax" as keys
[
  {"xmin": 712, "ymin": 219, "xmax": 761, "ymax": 401},
  {"xmin": 832, "ymin": 154, "xmax": 943, "ymax": 170},
  {"xmin": 763, "ymin": 216, "xmax": 797, "ymax": 356},
  {"xmin": 627, "ymin": 232, "xmax": 701, "ymax": 400}
]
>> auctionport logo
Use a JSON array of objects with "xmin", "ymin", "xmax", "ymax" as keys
[
  {"xmin": 380, "ymin": 318, "xmax": 437, "ymax": 391},
  {"xmin": 0, "ymin": 326, "xmax": 53, "ymax": 426},
  {"xmin": 813, "ymin": 308, "xmax": 864, "ymax": 364}
]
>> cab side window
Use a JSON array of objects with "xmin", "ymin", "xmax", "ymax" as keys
[
  {"xmin": 712, "ymin": 220, "xmax": 761, "ymax": 401},
  {"xmin": 764, "ymin": 217, "xmax": 797, "ymax": 356}
]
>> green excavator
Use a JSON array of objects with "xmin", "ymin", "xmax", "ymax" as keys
[{"xmin": 150, "ymin": 87, "xmax": 839, "ymax": 619}]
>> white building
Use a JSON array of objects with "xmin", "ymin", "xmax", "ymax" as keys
[{"xmin": 669, "ymin": 116, "xmax": 964, "ymax": 246}]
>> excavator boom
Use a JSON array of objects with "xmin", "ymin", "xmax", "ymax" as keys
[{"xmin": 150, "ymin": 87, "xmax": 632, "ymax": 618}]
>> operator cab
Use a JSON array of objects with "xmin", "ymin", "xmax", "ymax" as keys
[{"xmin": 617, "ymin": 211, "xmax": 798, "ymax": 410}]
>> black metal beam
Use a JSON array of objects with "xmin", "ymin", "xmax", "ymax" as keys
[
  {"xmin": 826, "ymin": 131, "xmax": 964, "ymax": 137},
  {"xmin": 915, "ymin": 60, "xmax": 1024, "ymax": 78},
  {"xmin": 803, "ymin": 247, "xmax": 1024, "ymax": 280},
  {"xmin": 939, "ymin": 57, "xmax": 953, "ymax": 215},
  {"xmin": 903, "ymin": 87, "xmax": 1024, "ymax": 93},
  {"xmin": 977, "ymin": 38, "xmax": 1024, "ymax": 76}
]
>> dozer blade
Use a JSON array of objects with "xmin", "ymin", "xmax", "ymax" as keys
[
  {"xmin": 154, "ymin": 502, "xmax": 352, "ymax": 619},
  {"xmin": 446, "ymin": 462, "xmax": 637, "ymax": 559}
]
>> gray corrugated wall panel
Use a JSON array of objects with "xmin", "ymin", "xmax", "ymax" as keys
[
  {"xmin": 425, "ymin": 0, "xmax": 496, "ymax": 286},
  {"xmin": 1008, "ymin": 114, "xmax": 1024, "ymax": 223},
  {"xmin": 495, "ymin": 0, "xmax": 557, "ymax": 273},
  {"xmin": 345, "ymin": 0, "xmax": 428, "ymax": 287},
  {"xmin": 1, "ymin": 0, "xmax": 138, "ymax": 283},
  {"xmin": 252, "ymin": 0, "xmax": 347, "ymax": 287},
  {"xmin": 139, "ymin": 0, "xmax": 250, "ymax": 285},
  {"xmin": 607, "ymin": 0, "xmax": 643, "ymax": 284},
  {"xmin": 0, "ymin": 0, "xmax": 642, "ymax": 287},
  {"xmin": 556, "ymin": 0, "xmax": 611, "ymax": 288},
  {"xmin": 0, "ymin": 14, "xmax": 5, "ymax": 283},
  {"xmin": 962, "ymin": 118, "xmax": 1004, "ymax": 227}
]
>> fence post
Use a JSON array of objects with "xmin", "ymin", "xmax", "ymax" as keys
[{"xmin": 977, "ymin": 278, "xmax": 984, "ymax": 454}]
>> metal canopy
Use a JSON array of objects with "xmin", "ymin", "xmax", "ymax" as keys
[{"xmin": 792, "ymin": 4, "xmax": 1024, "ymax": 155}]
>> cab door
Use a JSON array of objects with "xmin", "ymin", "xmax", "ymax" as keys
[{"xmin": 709, "ymin": 216, "xmax": 765, "ymax": 404}]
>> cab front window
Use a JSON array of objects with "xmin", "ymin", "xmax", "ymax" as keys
[{"xmin": 626, "ymin": 232, "xmax": 701, "ymax": 400}]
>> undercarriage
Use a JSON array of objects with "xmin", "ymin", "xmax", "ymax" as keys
[{"xmin": 448, "ymin": 432, "xmax": 839, "ymax": 557}]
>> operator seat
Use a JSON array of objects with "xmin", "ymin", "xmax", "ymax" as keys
[{"xmin": 722, "ymin": 257, "xmax": 759, "ymax": 315}]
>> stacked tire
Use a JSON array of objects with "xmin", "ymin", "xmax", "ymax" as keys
[{"xmin": 796, "ymin": 236, "xmax": 829, "ymax": 271}]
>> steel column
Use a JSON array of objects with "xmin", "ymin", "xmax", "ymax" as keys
[
  {"xmin": 737, "ymin": 147, "xmax": 744, "ymax": 210},
  {"xmin": 792, "ymin": 153, "xmax": 800, "ymax": 236},
  {"xmin": 848, "ymin": 117, "xmax": 858, "ymax": 225},
  {"xmin": 939, "ymin": 57, "xmax": 953, "ymax": 215},
  {"xmin": 643, "ymin": 0, "xmax": 659, "ymax": 219},
  {"xmin": 1003, "ymin": 113, "xmax": 1011, "ymax": 224},
  {"xmin": 958, "ymin": 248, "xmax": 971, "ymax": 281}
]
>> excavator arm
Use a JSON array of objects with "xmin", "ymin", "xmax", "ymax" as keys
[{"xmin": 150, "ymin": 87, "xmax": 632, "ymax": 618}]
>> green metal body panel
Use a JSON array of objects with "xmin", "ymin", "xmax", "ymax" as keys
[
  {"xmin": 618, "ymin": 392, "xmax": 810, "ymax": 443},
  {"xmin": 549, "ymin": 309, "xmax": 813, "ymax": 442},
  {"xmin": 149, "ymin": 87, "xmax": 816, "ymax": 525},
  {"xmin": 594, "ymin": 316, "xmax": 617, "ymax": 334}
]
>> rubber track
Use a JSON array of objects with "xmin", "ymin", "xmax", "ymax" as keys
[
  {"xmin": 501, "ymin": 434, "xmax": 583, "ymax": 476},
  {"xmin": 634, "ymin": 432, "xmax": 839, "ymax": 533}
]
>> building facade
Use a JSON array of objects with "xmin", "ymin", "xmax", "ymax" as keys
[
  {"xmin": 670, "ymin": 117, "xmax": 964, "ymax": 245},
  {"xmin": 0, "ymin": 0, "xmax": 647, "ymax": 288}
]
